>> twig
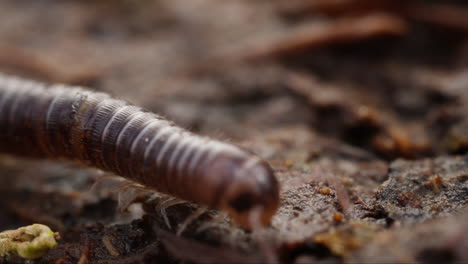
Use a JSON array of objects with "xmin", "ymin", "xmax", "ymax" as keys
[
  {"xmin": 279, "ymin": 0, "xmax": 468, "ymax": 31},
  {"xmin": 189, "ymin": 14, "xmax": 407, "ymax": 75}
]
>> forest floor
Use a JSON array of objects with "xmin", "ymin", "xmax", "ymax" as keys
[{"xmin": 0, "ymin": 0, "xmax": 467, "ymax": 263}]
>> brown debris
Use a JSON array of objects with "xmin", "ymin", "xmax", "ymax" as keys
[
  {"xmin": 236, "ymin": 13, "xmax": 407, "ymax": 61},
  {"xmin": 396, "ymin": 192, "xmax": 422, "ymax": 208},
  {"xmin": 277, "ymin": 0, "xmax": 395, "ymax": 18},
  {"xmin": 0, "ymin": 45, "xmax": 104, "ymax": 86},
  {"xmin": 102, "ymin": 235, "xmax": 120, "ymax": 257},
  {"xmin": 319, "ymin": 187, "xmax": 331, "ymax": 195},
  {"xmin": 76, "ymin": 239, "xmax": 90, "ymax": 264},
  {"xmin": 159, "ymin": 229, "xmax": 262, "ymax": 264},
  {"xmin": 333, "ymin": 213, "xmax": 344, "ymax": 223},
  {"xmin": 425, "ymin": 176, "xmax": 443, "ymax": 194},
  {"xmin": 404, "ymin": 2, "xmax": 468, "ymax": 31},
  {"xmin": 284, "ymin": 72, "xmax": 429, "ymax": 159},
  {"xmin": 190, "ymin": 13, "xmax": 407, "ymax": 74},
  {"xmin": 278, "ymin": 0, "xmax": 468, "ymax": 31},
  {"xmin": 314, "ymin": 222, "xmax": 381, "ymax": 257}
]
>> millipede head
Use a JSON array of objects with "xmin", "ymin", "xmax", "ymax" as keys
[
  {"xmin": 0, "ymin": 73, "xmax": 281, "ymax": 230},
  {"xmin": 211, "ymin": 156, "xmax": 280, "ymax": 229}
]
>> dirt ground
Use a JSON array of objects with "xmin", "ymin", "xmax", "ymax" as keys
[{"xmin": 0, "ymin": 0, "xmax": 468, "ymax": 263}]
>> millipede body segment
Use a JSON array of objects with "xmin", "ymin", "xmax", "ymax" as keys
[{"xmin": 0, "ymin": 73, "xmax": 279, "ymax": 228}]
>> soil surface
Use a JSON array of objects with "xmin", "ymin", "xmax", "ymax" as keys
[{"xmin": 1, "ymin": 0, "xmax": 468, "ymax": 263}]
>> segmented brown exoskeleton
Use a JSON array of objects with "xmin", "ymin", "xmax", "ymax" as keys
[{"xmin": 0, "ymin": 73, "xmax": 279, "ymax": 228}]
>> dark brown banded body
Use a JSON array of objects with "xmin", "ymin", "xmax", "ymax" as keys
[{"xmin": 0, "ymin": 73, "xmax": 279, "ymax": 228}]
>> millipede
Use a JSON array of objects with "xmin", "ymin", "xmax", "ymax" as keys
[{"xmin": 0, "ymin": 73, "xmax": 280, "ymax": 229}]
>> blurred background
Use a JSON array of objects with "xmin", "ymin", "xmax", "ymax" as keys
[{"xmin": 0, "ymin": 0, "xmax": 467, "ymax": 263}]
